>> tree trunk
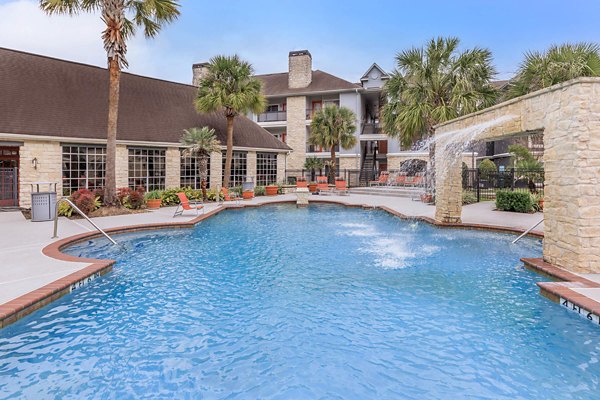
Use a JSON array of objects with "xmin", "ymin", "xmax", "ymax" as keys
[
  {"xmin": 223, "ymin": 116, "xmax": 234, "ymax": 188},
  {"xmin": 199, "ymin": 155, "xmax": 208, "ymax": 201},
  {"xmin": 329, "ymin": 146, "xmax": 336, "ymax": 184},
  {"xmin": 104, "ymin": 57, "xmax": 120, "ymax": 205}
]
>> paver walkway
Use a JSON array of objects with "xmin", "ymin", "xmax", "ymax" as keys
[{"xmin": 0, "ymin": 194, "xmax": 545, "ymax": 308}]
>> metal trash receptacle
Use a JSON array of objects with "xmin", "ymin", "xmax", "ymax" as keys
[{"xmin": 31, "ymin": 182, "xmax": 57, "ymax": 222}]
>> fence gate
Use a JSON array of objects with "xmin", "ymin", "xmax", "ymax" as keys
[{"xmin": 0, "ymin": 168, "xmax": 18, "ymax": 207}]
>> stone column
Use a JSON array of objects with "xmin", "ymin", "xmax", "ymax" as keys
[
  {"xmin": 19, "ymin": 140, "xmax": 62, "ymax": 208},
  {"xmin": 165, "ymin": 147, "xmax": 180, "ymax": 188},
  {"xmin": 286, "ymin": 96, "xmax": 307, "ymax": 170},
  {"xmin": 115, "ymin": 145, "xmax": 129, "ymax": 188},
  {"xmin": 209, "ymin": 150, "xmax": 222, "ymax": 189},
  {"xmin": 246, "ymin": 151, "xmax": 257, "ymax": 184},
  {"xmin": 433, "ymin": 152, "xmax": 463, "ymax": 224},
  {"xmin": 277, "ymin": 152, "xmax": 287, "ymax": 184}
]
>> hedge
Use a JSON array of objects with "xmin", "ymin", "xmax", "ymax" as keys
[{"xmin": 495, "ymin": 190, "xmax": 533, "ymax": 213}]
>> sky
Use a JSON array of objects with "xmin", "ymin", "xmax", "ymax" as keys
[{"xmin": 0, "ymin": 0, "xmax": 599, "ymax": 85}]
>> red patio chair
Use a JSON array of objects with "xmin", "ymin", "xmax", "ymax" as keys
[
  {"xmin": 334, "ymin": 179, "xmax": 349, "ymax": 195},
  {"xmin": 317, "ymin": 176, "xmax": 331, "ymax": 195},
  {"xmin": 173, "ymin": 192, "xmax": 204, "ymax": 217},
  {"xmin": 221, "ymin": 187, "xmax": 241, "ymax": 204},
  {"xmin": 394, "ymin": 175, "xmax": 407, "ymax": 186},
  {"xmin": 369, "ymin": 171, "xmax": 389, "ymax": 186}
]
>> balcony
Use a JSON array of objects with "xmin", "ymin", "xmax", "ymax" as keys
[
  {"xmin": 257, "ymin": 110, "xmax": 287, "ymax": 123},
  {"xmin": 306, "ymin": 144, "xmax": 339, "ymax": 153}
]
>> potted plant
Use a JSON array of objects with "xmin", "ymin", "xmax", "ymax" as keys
[
  {"xmin": 265, "ymin": 183, "xmax": 279, "ymax": 196},
  {"xmin": 145, "ymin": 190, "xmax": 162, "ymax": 209},
  {"xmin": 539, "ymin": 197, "xmax": 544, "ymax": 210},
  {"xmin": 242, "ymin": 190, "xmax": 254, "ymax": 200},
  {"xmin": 420, "ymin": 193, "xmax": 433, "ymax": 203},
  {"xmin": 308, "ymin": 181, "xmax": 318, "ymax": 193},
  {"xmin": 296, "ymin": 177, "xmax": 307, "ymax": 188}
]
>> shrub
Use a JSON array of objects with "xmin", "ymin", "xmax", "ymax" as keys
[
  {"xmin": 144, "ymin": 190, "xmax": 163, "ymax": 200},
  {"xmin": 496, "ymin": 190, "xmax": 533, "ymax": 213},
  {"xmin": 127, "ymin": 190, "xmax": 145, "ymax": 209},
  {"xmin": 93, "ymin": 187, "xmax": 105, "ymax": 203},
  {"xmin": 530, "ymin": 193, "xmax": 543, "ymax": 212},
  {"xmin": 206, "ymin": 188, "xmax": 224, "ymax": 202},
  {"xmin": 478, "ymin": 159, "xmax": 497, "ymax": 180},
  {"xmin": 70, "ymin": 188, "xmax": 98, "ymax": 215},
  {"xmin": 160, "ymin": 187, "xmax": 202, "ymax": 206},
  {"xmin": 58, "ymin": 201, "xmax": 74, "ymax": 217},
  {"xmin": 254, "ymin": 186, "xmax": 266, "ymax": 196},
  {"xmin": 462, "ymin": 190, "xmax": 477, "ymax": 205},
  {"xmin": 117, "ymin": 187, "xmax": 132, "ymax": 204}
]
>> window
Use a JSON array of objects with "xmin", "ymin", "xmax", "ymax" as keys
[
  {"xmin": 62, "ymin": 145, "xmax": 106, "ymax": 195},
  {"xmin": 256, "ymin": 153, "xmax": 278, "ymax": 185},
  {"xmin": 266, "ymin": 104, "xmax": 279, "ymax": 112},
  {"xmin": 128, "ymin": 148, "xmax": 166, "ymax": 191},
  {"xmin": 221, "ymin": 151, "xmax": 247, "ymax": 187},
  {"xmin": 180, "ymin": 152, "xmax": 210, "ymax": 189}
]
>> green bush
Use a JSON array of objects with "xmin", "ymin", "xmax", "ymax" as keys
[
  {"xmin": 206, "ymin": 188, "xmax": 224, "ymax": 202},
  {"xmin": 160, "ymin": 187, "xmax": 202, "ymax": 206},
  {"xmin": 496, "ymin": 190, "xmax": 533, "ymax": 213},
  {"xmin": 478, "ymin": 159, "xmax": 497, "ymax": 180},
  {"xmin": 462, "ymin": 191, "xmax": 477, "ymax": 205},
  {"xmin": 254, "ymin": 186, "xmax": 266, "ymax": 196}
]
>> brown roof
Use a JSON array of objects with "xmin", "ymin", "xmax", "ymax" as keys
[
  {"xmin": 256, "ymin": 70, "xmax": 361, "ymax": 97},
  {"xmin": 0, "ymin": 47, "xmax": 290, "ymax": 151},
  {"xmin": 491, "ymin": 80, "xmax": 510, "ymax": 90}
]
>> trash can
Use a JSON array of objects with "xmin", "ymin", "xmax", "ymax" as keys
[{"xmin": 31, "ymin": 182, "xmax": 57, "ymax": 222}]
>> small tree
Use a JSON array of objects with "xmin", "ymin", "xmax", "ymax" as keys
[
  {"xmin": 508, "ymin": 144, "xmax": 543, "ymax": 170},
  {"xmin": 180, "ymin": 127, "xmax": 220, "ymax": 201},
  {"xmin": 304, "ymin": 157, "xmax": 324, "ymax": 182},
  {"xmin": 195, "ymin": 55, "xmax": 266, "ymax": 187},
  {"xmin": 478, "ymin": 159, "xmax": 497, "ymax": 180},
  {"xmin": 309, "ymin": 105, "xmax": 357, "ymax": 182}
]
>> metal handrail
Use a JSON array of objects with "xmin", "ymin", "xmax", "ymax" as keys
[
  {"xmin": 52, "ymin": 198, "xmax": 118, "ymax": 246},
  {"xmin": 512, "ymin": 218, "xmax": 543, "ymax": 244}
]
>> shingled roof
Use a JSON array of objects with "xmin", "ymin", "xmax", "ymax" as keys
[
  {"xmin": 256, "ymin": 70, "xmax": 361, "ymax": 97},
  {"xmin": 0, "ymin": 47, "xmax": 290, "ymax": 151}
]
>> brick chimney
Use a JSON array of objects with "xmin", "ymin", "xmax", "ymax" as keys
[
  {"xmin": 288, "ymin": 50, "xmax": 312, "ymax": 89},
  {"xmin": 192, "ymin": 62, "xmax": 210, "ymax": 86}
]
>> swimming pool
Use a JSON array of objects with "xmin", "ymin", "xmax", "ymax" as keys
[{"xmin": 1, "ymin": 204, "xmax": 598, "ymax": 399}]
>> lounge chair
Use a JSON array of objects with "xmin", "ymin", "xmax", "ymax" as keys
[
  {"xmin": 394, "ymin": 175, "xmax": 407, "ymax": 187},
  {"xmin": 334, "ymin": 180, "xmax": 349, "ymax": 195},
  {"xmin": 369, "ymin": 172, "xmax": 389, "ymax": 186},
  {"xmin": 173, "ymin": 192, "xmax": 204, "ymax": 217},
  {"xmin": 221, "ymin": 187, "xmax": 241, "ymax": 205},
  {"xmin": 317, "ymin": 176, "xmax": 332, "ymax": 195},
  {"xmin": 411, "ymin": 175, "xmax": 423, "ymax": 186}
]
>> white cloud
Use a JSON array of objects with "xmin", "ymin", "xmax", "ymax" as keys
[{"xmin": 0, "ymin": 0, "xmax": 173, "ymax": 81}]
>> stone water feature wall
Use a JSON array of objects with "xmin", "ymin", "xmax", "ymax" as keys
[{"xmin": 433, "ymin": 78, "xmax": 600, "ymax": 273}]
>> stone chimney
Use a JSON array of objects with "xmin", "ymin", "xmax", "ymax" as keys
[
  {"xmin": 192, "ymin": 62, "xmax": 210, "ymax": 86},
  {"xmin": 288, "ymin": 50, "xmax": 312, "ymax": 89}
]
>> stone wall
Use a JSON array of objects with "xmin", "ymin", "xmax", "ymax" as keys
[
  {"xmin": 209, "ymin": 150, "xmax": 222, "ymax": 189},
  {"xmin": 286, "ymin": 96, "xmax": 307, "ymax": 170},
  {"xmin": 115, "ymin": 145, "xmax": 129, "ymax": 188},
  {"xmin": 288, "ymin": 51, "xmax": 312, "ymax": 89},
  {"xmin": 433, "ymin": 77, "xmax": 600, "ymax": 273},
  {"xmin": 18, "ymin": 140, "xmax": 62, "ymax": 208},
  {"xmin": 165, "ymin": 147, "xmax": 180, "ymax": 188},
  {"xmin": 277, "ymin": 153, "xmax": 286, "ymax": 184},
  {"xmin": 246, "ymin": 151, "xmax": 257, "ymax": 184},
  {"xmin": 338, "ymin": 156, "xmax": 359, "ymax": 170}
]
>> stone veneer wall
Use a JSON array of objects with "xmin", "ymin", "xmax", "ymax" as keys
[
  {"xmin": 246, "ymin": 151, "xmax": 257, "ymax": 184},
  {"xmin": 288, "ymin": 52, "xmax": 312, "ymax": 89},
  {"xmin": 18, "ymin": 140, "xmax": 62, "ymax": 208},
  {"xmin": 165, "ymin": 147, "xmax": 180, "ymax": 188},
  {"xmin": 277, "ymin": 153, "xmax": 286, "ymax": 183},
  {"xmin": 338, "ymin": 156, "xmax": 359, "ymax": 170},
  {"xmin": 115, "ymin": 145, "xmax": 129, "ymax": 188},
  {"xmin": 433, "ymin": 77, "xmax": 600, "ymax": 273},
  {"xmin": 209, "ymin": 150, "xmax": 222, "ymax": 189},
  {"xmin": 286, "ymin": 96, "xmax": 307, "ymax": 170}
]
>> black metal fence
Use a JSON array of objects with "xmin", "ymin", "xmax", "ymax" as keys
[
  {"xmin": 463, "ymin": 168, "xmax": 544, "ymax": 202},
  {"xmin": 285, "ymin": 169, "xmax": 361, "ymax": 187}
]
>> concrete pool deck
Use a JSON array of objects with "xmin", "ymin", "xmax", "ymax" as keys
[{"xmin": 1, "ymin": 193, "xmax": 595, "ymax": 329}]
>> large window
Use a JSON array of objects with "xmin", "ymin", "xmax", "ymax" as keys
[
  {"xmin": 62, "ymin": 145, "xmax": 106, "ymax": 195},
  {"xmin": 128, "ymin": 148, "xmax": 166, "ymax": 191},
  {"xmin": 180, "ymin": 152, "xmax": 210, "ymax": 189},
  {"xmin": 256, "ymin": 152, "xmax": 278, "ymax": 185},
  {"xmin": 221, "ymin": 151, "xmax": 247, "ymax": 187}
]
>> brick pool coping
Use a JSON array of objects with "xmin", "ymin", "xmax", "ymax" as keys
[{"xmin": 0, "ymin": 198, "xmax": 583, "ymax": 329}]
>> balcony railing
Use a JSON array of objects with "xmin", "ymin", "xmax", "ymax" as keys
[
  {"xmin": 306, "ymin": 144, "xmax": 339, "ymax": 153},
  {"xmin": 257, "ymin": 110, "xmax": 287, "ymax": 123}
]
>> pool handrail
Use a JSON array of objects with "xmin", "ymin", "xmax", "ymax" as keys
[
  {"xmin": 52, "ymin": 197, "xmax": 119, "ymax": 246},
  {"xmin": 512, "ymin": 218, "xmax": 543, "ymax": 244}
]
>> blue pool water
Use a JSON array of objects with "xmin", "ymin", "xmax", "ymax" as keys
[{"xmin": 1, "ymin": 204, "xmax": 599, "ymax": 399}]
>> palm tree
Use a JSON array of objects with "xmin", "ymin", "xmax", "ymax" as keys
[
  {"xmin": 180, "ymin": 127, "xmax": 221, "ymax": 201},
  {"xmin": 507, "ymin": 42, "xmax": 600, "ymax": 99},
  {"xmin": 381, "ymin": 37, "xmax": 497, "ymax": 148},
  {"xmin": 195, "ymin": 55, "xmax": 266, "ymax": 188},
  {"xmin": 40, "ymin": 0, "xmax": 181, "ymax": 205},
  {"xmin": 309, "ymin": 105, "xmax": 357, "ymax": 183},
  {"xmin": 303, "ymin": 156, "xmax": 324, "ymax": 182}
]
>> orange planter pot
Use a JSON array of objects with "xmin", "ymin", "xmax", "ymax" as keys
[
  {"xmin": 296, "ymin": 181, "xmax": 308, "ymax": 188},
  {"xmin": 308, "ymin": 183, "xmax": 317, "ymax": 193},
  {"xmin": 265, "ymin": 186, "xmax": 278, "ymax": 196},
  {"xmin": 242, "ymin": 191, "xmax": 254, "ymax": 200},
  {"xmin": 146, "ymin": 199, "xmax": 161, "ymax": 209}
]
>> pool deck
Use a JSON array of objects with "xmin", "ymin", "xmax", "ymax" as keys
[{"xmin": 1, "ymin": 193, "xmax": 597, "ymax": 329}]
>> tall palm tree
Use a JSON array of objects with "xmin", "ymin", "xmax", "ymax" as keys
[
  {"xmin": 195, "ymin": 55, "xmax": 266, "ymax": 188},
  {"xmin": 507, "ymin": 42, "xmax": 600, "ymax": 99},
  {"xmin": 381, "ymin": 37, "xmax": 497, "ymax": 148},
  {"xmin": 309, "ymin": 105, "xmax": 357, "ymax": 183},
  {"xmin": 180, "ymin": 127, "xmax": 221, "ymax": 201},
  {"xmin": 40, "ymin": 0, "xmax": 181, "ymax": 204}
]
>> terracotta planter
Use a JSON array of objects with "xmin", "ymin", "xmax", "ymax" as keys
[
  {"xmin": 146, "ymin": 199, "xmax": 161, "ymax": 209},
  {"xmin": 242, "ymin": 190, "xmax": 254, "ymax": 200},
  {"xmin": 539, "ymin": 198, "xmax": 544, "ymax": 210},
  {"xmin": 296, "ymin": 180, "xmax": 308, "ymax": 188},
  {"xmin": 266, "ymin": 185, "xmax": 278, "ymax": 196},
  {"xmin": 308, "ymin": 183, "xmax": 318, "ymax": 193}
]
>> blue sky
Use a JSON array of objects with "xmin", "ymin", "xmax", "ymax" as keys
[{"xmin": 0, "ymin": 0, "xmax": 598, "ymax": 84}]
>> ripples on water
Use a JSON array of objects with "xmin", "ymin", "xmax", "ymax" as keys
[{"xmin": 1, "ymin": 204, "xmax": 599, "ymax": 399}]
